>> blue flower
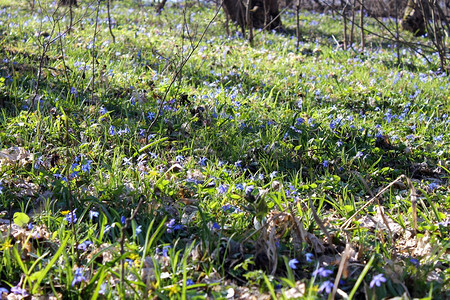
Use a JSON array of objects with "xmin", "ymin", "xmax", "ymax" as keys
[
  {"xmin": 175, "ymin": 155, "xmax": 185, "ymax": 162},
  {"xmin": 0, "ymin": 287, "xmax": 9, "ymax": 294},
  {"xmin": 147, "ymin": 112, "xmax": 155, "ymax": 120},
  {"xmin": 329, "ymin": 121, "xmax": 337, "ymax": 130},
  {"xmin": 199, "ymin": 157, "xmax": 207, "ymax": 167},
  {"xmin": 186, "ymin": 279, "xmax": 195, "ymax": 286},
  {"xmin": 369, "ymin": 274, "xmax": 387, "ymax": 288},
  {"xmin": 434, "ymin": 135, "xmax": 443, "ymax": 142},
  {"xmin": 409, "ymin": 258, "xmax": 420, "ymax": 267},
  {"xmin": 336, "ymin": 140, "xmax": 343, "ymax": 147},
  {"xmin": 89, "ymin": 211, "xmax": 99, "ymax": 220},
  {"xmin": 72, "ymin": 268, "xmax": 87, "ymax": 286},
  {"xmin": 305, "ymin": 253, "xmax": 314, "ymax": 263},
  {"xmin": 235, "ymin": 183, "xmax": 244, "ymax": 191},
  {"xmin": 53, "ymin": 173, "xmax": 68, "ymax": 181},
  {"xmin": 103, "ymin": 224, "xmax": 115, "ymax": 234},
  {"xmin": 218, "ymin": 184, "xmax": 229, "ymax": 194},
  {"xmin": 81, "ymin": 160, "xmax": 92, "ymax": 173},
  {"xmin": 167, "ymin": 219, "xmax": 183, "ymax": 233},
  {"xmin": 245, "ymin": 185, "xmax": 254, "ymax": 194},
  {"xmin": 65, "ymin": 209, "xmax": 78, "ymax": 224},
  {"xmin": 135, "ymin": 225, "xmax": 142, "ymax": 236},
  {"xmin": 70, "ymin": 87, "xmax": 78, "ymax": 96},
  {"xmin": 322, "ymin": 160, "xmax": 329, "ymax": 168},
  {"xmin": 78, "ymin": 240, "xmax": 93, "ymax": 251},
  {"xmin": 212, "ymin": 222, "xmax": 221, "ymax": 230},
  {"xmin": 319, "ymin": 281, "xmax": 334, "ymax": 294},
  {"xmin": 428, "ymin": 183, "xmax": 439, "ymax": 191},
  {"xmin": 355, "ymin": 151, "xmax": 364, "ymax": 159},
  {"xmin": 288, "ymin": 258, "xmax": 299, "ymax": 269},
  {"xmin": 162, "ymin": 245, "xmax": 171, "ymax": 257},
  {"xmin": 11, "ymin": 286, "xmax": 28, "ymax": 296},
  {"xmin": 121, "ymin": 216, "xmax": 126, "ymax": 225},
  {"xmin": 313, "ymin": 267, "xmax": 333, "ymax": 278},
  {"xmin": 108, "ymin": 125, "xmax": 116, "ymax": 136},
  {"xmin": 99, "ymin": 107, "xmax": 108, "ymax": 115},
  {"xmin": 99, "ymin": 283, "xmax": 107, "ymax": 295},
  {"xmin": 296, "ymin": 117, "xmax": 305, "ymax": 125}
]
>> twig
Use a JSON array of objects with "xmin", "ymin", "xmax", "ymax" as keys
[
  {"xmin": 119, "ymin": 195, "xmax": 146, "ymax": 292},
  {"xmin": 308, "ymin": 196, "xmax": 331, "ymax": 244},
  {"xmin": 145, "ymin": 2, "xmax": 223, "ymax": 140},
  {"xmin": 106, "ymin": 0, "xmax": 116, "ymax": 43},
  {"xmin": 341, "ymin": 175, "xmax": 405, "ymax": 229},
  {"xmin": 90, "ymin": 0, "xmax": 101, "ymax": 103},
  {"xmin": 405, "ymin": 177, "xmax": 418, "ymax": 236},
  {"xmin": 329, "ymin": 243, "xmax": 351, "ymax": 300}
]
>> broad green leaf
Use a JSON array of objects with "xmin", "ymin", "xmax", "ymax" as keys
[{"xmin": 13, "ymin": 212, "xmax": 30, "ymax": 227}]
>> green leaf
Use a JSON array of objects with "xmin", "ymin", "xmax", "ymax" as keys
[
  {"xmin": 31, "ymin": 235, "xmax": 70, "ymax": 294},
  {"xmin": 13, "ymin": 212, "xmax": 30, "ymax": 227}
]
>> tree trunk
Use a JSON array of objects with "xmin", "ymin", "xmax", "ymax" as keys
[
  {"xmin": 222, "ymin": 0, "xmax": 282, "ymax": 32},
  {"xmin": 59, "ymin": 0, "xmax": 77, "ymax": 6},
  {"xmin": 400, "ymin": 0, "xmax": 429, "ymax": 36}
]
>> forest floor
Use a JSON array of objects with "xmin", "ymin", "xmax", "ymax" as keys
[{"xmin": 0, "ymin": 0, "xmax": 449, "ymax": 299}]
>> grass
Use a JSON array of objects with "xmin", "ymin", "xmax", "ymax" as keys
[{"xmin": 0, "ymin": 0, "xmax": 449, "ymax": 298}]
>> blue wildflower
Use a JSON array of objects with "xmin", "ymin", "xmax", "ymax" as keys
[
  {"xmin": 11, "ymin": 286, "xmax": 28, "ymax": 297},
  {"xmin": 245, "ymin": 185, "xmax": 254, "ymax": 194},
  {"xmin": 81, "ymin": 160, "xmax": 92, "ymax": 173},
  {"xmin": 319, "ymin": 281, "xmax": 334, "ymax": 294},
  {"xmin": 162, "ymin": 245, "xmax": 171, "ymax": 257},
  {"xmin": 135, "ymin": 225, "xmax": 142, "ymax": 236},
  {"xmin": 322, "ymin": 160, "xmax": 329, "ymax": 168},
  {"xmin": 369, "ymin": 274, "xmax": 387, "ymax": 288},
  {"xmin": 89, "ymin": 211, "xmax": 99, "ymax": 220},
  {"xmin": 218, "ymin": 184, "xmax": 229, "ymax": 194},
  {"xmin": 409, "ymin": 258, "xmax": 420, "ymax": 267},
  {"xmin": 78, "ymin": 240, "xmax": 93, "ymax": 251},
  {"xmin": 121, "ymin": 216, "xmax": 126, "ymax": 225},
  {"xmin": 296, "ymin": 117, "xmax": 305, "ymax": 125},
  {"xmin": 305, "ymin": 253, "xmax": 314, "ymax": 263},
  {"xmin": 235, "ymin": 183, "xmax": 244, "ymax": 191},
  {"xmin": 186, "ymin": 279, "xmax": 195, "ymax": 286},
  {"xmin": 434, "ymin": 135, "xmax": 443, "ymax": 142},
  {"xmin": 65, "ymin": 209, "xmax": 77, "ymax": 224},
  {"xmin": 166, "ymin": 219, "xmax": 183, "ymax": 233},
  {"xmin": 288, "ymin": 258, "xmax": 299, "ymax": 269},
  {"xmin": 103, "ymin": 224, "xmax": 114, "ymax": 234},
  {"xmin": 313, "ymin": 267, "xmax": 333, "ymax": 278},
  {"xmin": 0, "ymin": 287, "xmax": 9, "ymax": 294},
  {"xmin": 428, "ymin": 183, "xmax": 439, "ymax": 191},
  {"xmin": 70, "ymin": 87, "xmax": 77, "ymax": 96},
  {"xmin": 212, "ymin": 222, "xmax": 220, "ymax": 230},
  {"xmin": 199, "ymin": 157, "xmax": 207, "ymax": 167},
  {"xmin": 108, "ymin": 125, "xmax": 116, "ymax": 136},
  {"xmin": 71, "ymin": 268, "xmax": 87, "ymax": 286},
  {"xmin": 99, "ymin": 283, "xmax": 107, "ymax": 295}
]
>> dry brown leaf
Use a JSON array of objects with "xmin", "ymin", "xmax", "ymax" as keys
[
  {"xmin": 0, "ymin": 147, "xmax": 33, "ymax": 167},
  {"xmin": 284, "ymin": 281, "xmax": 306, "ymax": 299}
]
